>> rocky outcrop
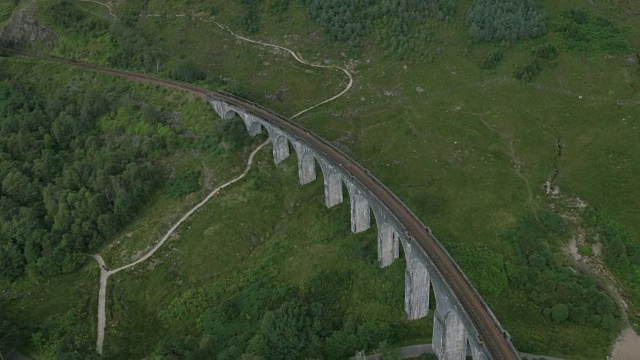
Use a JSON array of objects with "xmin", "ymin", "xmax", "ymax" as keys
[{"xmin": 0, "ymin": 12, "xmax": 56, "ymax": 47}]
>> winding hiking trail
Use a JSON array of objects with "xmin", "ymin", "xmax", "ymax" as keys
[
  {"xmin": 213, "ymin": 23, "xmax": 354, "ymax": 118},
  {"xmin": 79, "ymin": 0, "xmax": 117, "ymax": 18},
  {"xmin": 87, "ymin": 23, "xmax": 355, "ymax": 354}
]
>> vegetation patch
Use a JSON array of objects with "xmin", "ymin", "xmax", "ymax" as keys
[
  {"xmin": 582, "ymin": 208, "xmax": 640, "ymax": 308},
  {"xmin": 556, "ymin": 8, "xmax": 629, "ymax": 53},
  {"xmin": 578, "ymin": 245, "xmax": 593, "ymax": 257},
  {"xmin": 46, "ymin": 0, "xmax": 164, "ymax": 71},
  {"xmin": 0, "ymin": 67, "xmax": 180, "ymax": 280},
  {"xmin": 502, "ymin": 210, "xmax": 622, "ymax": 330},
  {"xmin": 467, "ymin": 0, "xmax": 547, "ymax": 43},
  {"xmin": 303, "ymin": 0, "xmax": 456, "ymax": 58},
  {"xmin": 0, "ymin": 0, "xmax": 19, "ymax": 23},
  {"xmin": 513, "ymin": 42, "xmax": 559, "ymax": 81},
  {"xmin": 478, "ymin": 47, "xmax": 505, "ymax": 70},
  {"xmin": 164, "ymin": 170, "xmax": 202, "ymax": 197},
  {"xmin": 238, "ymin": 0, "xmax": 263, "ymax": 34}
]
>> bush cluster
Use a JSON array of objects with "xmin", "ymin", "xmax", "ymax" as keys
[
  {"xmin": 155, "ymin": 270, "xmax": 410, "ymax": 359},
  {"xmin": 583, "ymin": 208, "xmax": 640, "ymax": 307},
  {"xmin": 238, "ymin": 0, "xmax": 263, "ymax": 34},
  {"xmin": 513, "ymin": 42, "xmax": 558, "ymax": 81},
  {"xmin": 46, "ymin": 0, "xmax": 165, "ymax": 72},
  {"xmin": 164, "ymin": 170, "xmax": 201, "ymax": 197},
  {"xmin": 479, "ymin": 48, "xmax": 504, "ymax": 69},
  {"xmin": 556, "ymin": 9, "xmax": 629, "ymax": 53},
  {"xmin": 502, "ymin": 210, "xmax": 622, "ymax": 329}
]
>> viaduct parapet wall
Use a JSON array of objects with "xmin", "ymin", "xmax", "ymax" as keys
[{"xmin": 208, "ymin": 93, "xmax": 520, "ymax": 360}]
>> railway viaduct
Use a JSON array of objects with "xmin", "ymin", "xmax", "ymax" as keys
[{"xmin": 208, "ymin": 93, "xmax": 521, "ymax": 360}]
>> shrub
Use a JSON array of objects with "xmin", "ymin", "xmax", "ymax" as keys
[
  {"xmin": 164, "ymin": 170, "xmax": 201, "ymax": 197},
  {"xmin": 551, "ymin": 304, "xmax": 569, "ymax": 322},
  {"xmin": 556, "ymin": 9, "xmax": 629, "ymax": 53},
  {"xmin": 535, "ymin": 43, "xmax": 559, "ymax": 60},
  {"xmin": 579, "ymin": 245, "xmax": 593, "ymax": 257},
  {"xmin": 172, "ymin": 59, "xmax": 206, "ymax": 83},
  {"xmin": 514, "ymin": 58, "xmax": 542, "ymax": 81},
  {"xmin": 238, "ymin": 0, "xmax": 262, "ymax": 34},
  {"xmin": 479, "ymin": 48, "xmax": 504, "ymax": 69}
]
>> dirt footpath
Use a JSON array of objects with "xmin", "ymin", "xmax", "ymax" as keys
[{"xmin": 610, "ymin": 328, "xmax": 640, "ymax": 360}]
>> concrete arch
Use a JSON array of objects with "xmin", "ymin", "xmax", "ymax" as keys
[
  {"xmin": 209, "ymin": 99, "xmax": 263, "ymax": 137},
  {"xmin": 260, "ymin": 122, "xmax": 292, "ymax": 165},
  {"xmin": 236, "ymin": 112, "xmax": 264, "ymax": 137},
  {"xmin": 431, "ymin": 284, "xmax": 469, "ymax": 360},
  {"xmin": 221, "ymin": 109, "xmax": 238, "ymax": 121},
  {"xmin": 214, "ymin": 105, "xmax": 265, "ymax": 137}
]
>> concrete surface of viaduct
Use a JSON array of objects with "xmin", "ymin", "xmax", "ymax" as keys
[{"xmin": 208, "ymin": 92, "xmax": 521, "ymax": 360}]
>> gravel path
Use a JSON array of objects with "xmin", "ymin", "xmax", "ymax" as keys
[
  {"xmin": 610, "ymin": 328, "xmax": 640, "ymax": 360},
  {"xmin": 91, "ymin": 139, "xmax": 269, "ymax": 354},
  {"xmin": 214, "ymin": 23, "xmax": 354, "ymax": 119}
]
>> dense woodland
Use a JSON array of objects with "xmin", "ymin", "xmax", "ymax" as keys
[
  {"xmin": 0, "ymin": 65, "xmax": 252, "ymax": 284},
  {"xmin": 0, "ymin": 76, "xmax": 169, "ymax": 281},
  {"xmin": 302, "ymin": 0, "xmax": 455, "ymax": 58},
  {"xmin": 236, "ymin": 0, "xmax": 549, "ymax": 59},
  {"xmin": 466, "ymin": 0, "xmax": 546, "ymax": 43}
]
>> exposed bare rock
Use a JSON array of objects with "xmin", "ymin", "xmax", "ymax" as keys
[{"xmin": 0, "ymin": 12, "xmax": 56, "ymax": 47}]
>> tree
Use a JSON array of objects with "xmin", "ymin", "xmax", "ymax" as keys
[
  {"xmin": 0, "ymin": 240, "xmax": 25, "ymax": 282},
  {"xmin": 551, "ymin": 304, "xmax": 569, "ymax": 322},
  {"xmin": 247, "ymin": 299, "xmax": 332, "ymax": 359},
  {"xmin": 1, "ymin": 170, "xmax": 38, "ymax": 205},
  {"xmin": 248, "ymin": 300, "xmax": 310, "ymax": 359},
  {"xmin": 595, "ymin": 297, "xmax": 614, "ymax": 315},
  {"xmin": 173, "ymin": 59, "xmax": 206, "ymax": 83}
]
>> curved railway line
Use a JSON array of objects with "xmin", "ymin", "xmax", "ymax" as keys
[{"xmin": 13, "ymin": 51, "xmax": 519, "ymax": 359}]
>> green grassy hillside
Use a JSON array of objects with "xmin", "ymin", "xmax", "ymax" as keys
[{"xmin": 1, "ymin": 0, "xmax": 639, "ymax": 359}]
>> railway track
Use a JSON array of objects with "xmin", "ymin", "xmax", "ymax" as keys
[{"xmin": 13, "ymin": 51, "xmax": 520, "ymax": 359}]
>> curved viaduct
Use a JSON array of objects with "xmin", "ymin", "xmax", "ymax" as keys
[
  {"xmin": 11, "ymin": 51, "xmax": 518, "ymax": 359},
  {"xmin": 208, "ymin": 92, "xmax": 520, "ymax": 360}
]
